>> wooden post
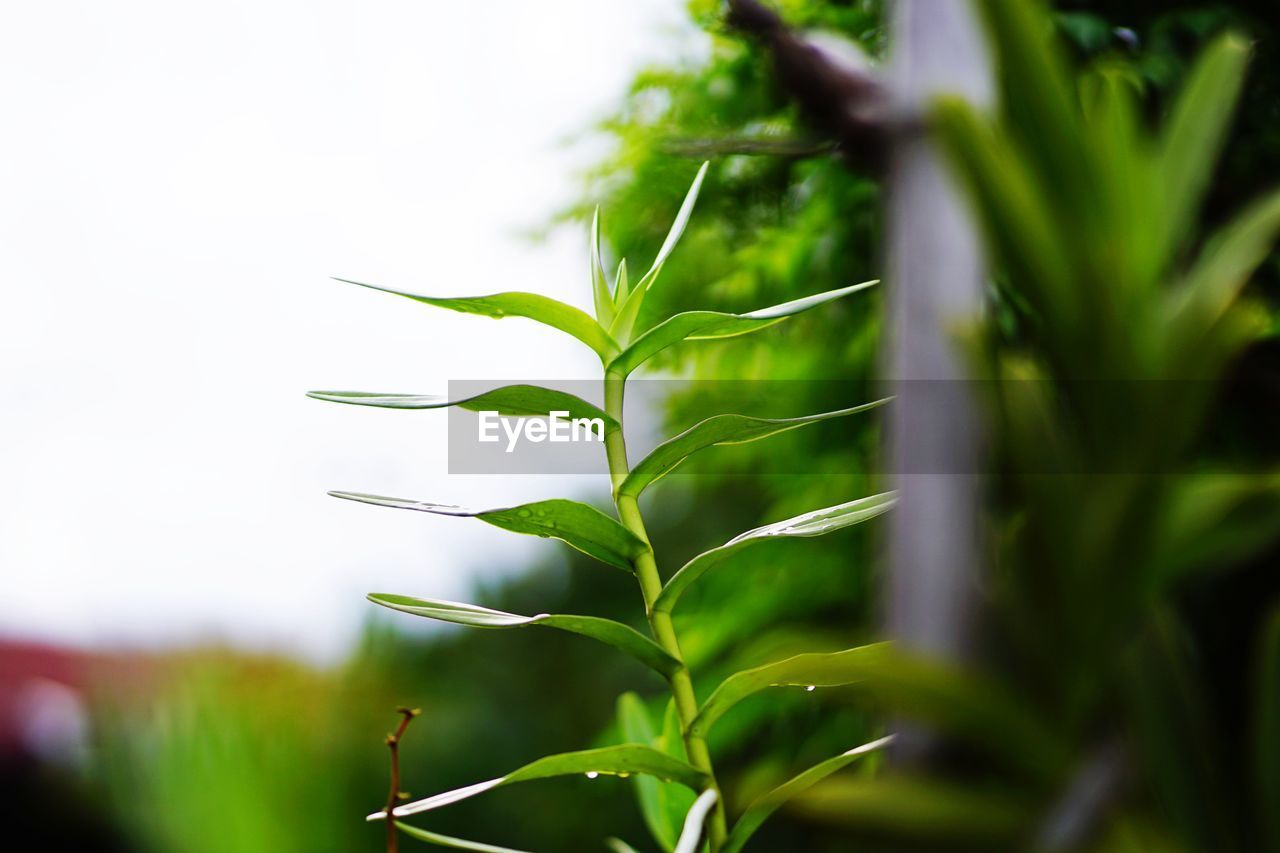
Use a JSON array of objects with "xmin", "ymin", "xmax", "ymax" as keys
[{"xmin": 883, "ymin": 1, "xmax": 990, "ymax": 671}]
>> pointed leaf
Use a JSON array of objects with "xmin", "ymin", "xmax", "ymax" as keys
[
  {"xmin": 1153, "ymin": 473, "xmax": 1280, "ymax": 585},
  {"xmin": 654, "ymin": 493, "xmax": 896, "ymax": 613},
  {"xmin": 610, "ymin": 280, "xmax": 649, "ymax": 346},
  {"xmin": 336, "ymin": 277, "xmax": 618, "ymax": 360},
  {"xmin": 614, "ymin": 258, "xmax": 631, "ymax": 306},
  {"xmin": 644, "ymin": 161, "xmax": 709, "ymax": 284},
  {"xmin": 330, "ymin": 493, "xmax": 645, "ymax": 572},
  {"xmin": 395, "ymin": 823, "xmax": 530, "ymax": 853},
  {"xmin": 978, "ymin": 0, "xmax": 1091, "ymax": 224},
  {"xmin": 610, "ymin": 162, "xmax": 709, "ymax": 343},
  {"xmin": 852, "ymin": 650, "xmax": 1069, "ymax": 784},
  {"xmin": 621, "ymin": 400, "xmax": 888, "ymax": 498},
  {"xmin": 1158, "ymin": 32, "xmax": 1250, "ymax": 259},
  {"xmin": 308, "ymin": 384, "xmax": 615, "ymax": 428},
  {"xmin": 619, "ymin": 694, "xmax": 680, "ymax": 851},
  {"xmin": 673, "ymin": 789, "xmax": 719, "ymax": 853},
  {"xmin": 690, "ymin": 644, "xmax": 893, "ymax": 737},
  {"xmin": 591, "ymin": 208, "xmax": 616, "ymax": 327},
  {"xmin": 722, "ymin": 736, "xmax": 894, "ymax": 853},
  {"xmin": 369, "ymin": 594, "xmax": 680, "ymax": 678},
  {"xmin": 604, "ymin": 840, "xmax": 642, "ymax": 853},
  {"xmin": 369, "ymin": 746, "xmax": 709, "ymax": 820},
  {"xmin": 609, "ymin": 281, "xmax": 878, "ymax": 376},
  {"xmin": 791, "ymin": 774, "xmax": 1027, "ymax": 841},
  {"xmin": 1173, "ymin": 188, "xmax": 1280, "ymax": 334},
  {"xmin": 934, "ymin": 99, "xmax": 1074, "ymax": 326}
]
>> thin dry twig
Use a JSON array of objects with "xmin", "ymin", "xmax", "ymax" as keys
[{"xmin": 384, "ymin": 706, "xmax": 422, "ymax": 853}]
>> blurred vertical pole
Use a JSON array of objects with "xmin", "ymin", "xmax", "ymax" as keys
[
  {"xmin": 722, "ymin": 0, "xmax": 990, "ymax": 749},
  {"xmin": 883, "ymin": 0, "xmax": 990, "ymax": 695}
]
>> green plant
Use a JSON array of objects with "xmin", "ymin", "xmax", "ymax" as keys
[
  {"xmin": 784, "ymin": 0, "xmax": 1280, "ymax": 848},
  {"xmin": 310, "ymin": 165, "xmax": 890, "ymax": 852},
  {"xmin": 90, "ymin": 652, "xmax": 378, "ymax": 853}
]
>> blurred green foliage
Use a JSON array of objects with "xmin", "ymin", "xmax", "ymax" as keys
[
  {"xmin": 90, "ymin": 651, "xmax": 388, "ymax": 852},
  {"xmin": 783, "ymin": 0, "xmax": 1280, "ymax": 847}
]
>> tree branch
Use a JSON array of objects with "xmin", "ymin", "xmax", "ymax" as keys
[{"xmin": 724, "ymin": 0, "xmax": 896, "ymax": 173}]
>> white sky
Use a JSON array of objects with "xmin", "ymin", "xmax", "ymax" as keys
[{"xmin": 0, "ymin": 0, "xmax": 693, "ymax": 661}]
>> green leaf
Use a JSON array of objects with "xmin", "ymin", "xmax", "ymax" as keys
[
  {"xmin": 329, "ymin": 493, "xmax": 645, "ymax": 572},
  {"xmin": 722, "ymin": 736, "xmax": 894, "ymax": 853},
  {"xmin": 689, "ymin": 644, "xmax": 892, "ymax": 737},
  {"xmin": 1153, "ymin": 473, "xmax": 1280, "ymax": 585},
  {"xmin": 608, "ymin": 281, "xmax": 878, "ymax": 376},
  {"xmin": 368, "ymin": 746, "xmax": 709, "ymax": 821},
  {"xmin": 614, "ymin": 259, "xmax": 630, "ymax": 307},
  {"xmin": 604, "ymin": 840, "xmax": 642, "ymax": 853},
  {"xmin": 854, "ymin": 651, "xmax": 1069, "ymax": 785},
  {"xmin": 645, "ymin": 161, "xmax": 709, "ymax": 278},
  {"xmin": 618, "ymin": 694, "xmax": 681, "ymax": 850},
  {"xmin": 673, "ymin": 789, "xmax": 718, "ymax": 853},
  {"xmin": 335, "ymin": 277, "xmax": 618, "ymax": 360},
  {"xmin": 591, "ymin": 207, "xmax": 615, "ymax": 327},
  {"xmin": 654, "ymin": 493, "xmax": 896, "ymax": 614},
  {"xmin": 620, "ymin": 400, "xmax": 888, "ymax": 498},
  {"xmin": 395, "ymin": 823, "xmax": 530, "ymax": 853},
  {"xmin": 369, "ymin": 595, "xmax": 680, "ymax": 678},
  {"xmin": 610, "ymin": 162, "xmax": 709, "ymax": 344},
  {"xmin": 1173, "ymin": 188, "xmax": 1280, "ymax": 336},
  {"xmin": 933, "ymin": 99, "xmax": 1074, "ymax": 330},
  {"xmin": 978, "ymin": 0, "xmax": 1091, "ymax": 225},
  {"xmin": 792, "ymin": 774, "xmax": 1027, "ymax": 842},
  {"xmin": 307, "ymin": 384, "xmax": 615, "ymax": 428},
  {"xmin": 1158, "ymin": 32, "xmax": 1250, "ymax": 260}
]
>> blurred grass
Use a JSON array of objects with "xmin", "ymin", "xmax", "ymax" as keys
[{"xmin": 89, "ymin": 650, "xmax": 387, "ymax": 852}]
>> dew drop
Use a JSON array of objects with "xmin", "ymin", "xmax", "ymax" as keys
[
  {"xmin": 585, "ymin": 771, "xmax": 600, "ymax": 780},
  {"xmin": 517, "ymin": 509, "xmax": 532, "ymax": 518},
  {"xmin": 805, "ymin": 685, "xmax": 817, "ymax": 692}
]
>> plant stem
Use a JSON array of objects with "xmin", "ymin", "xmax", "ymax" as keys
[
  {"xmin": 384, "ymin": 707, "xmax": 420, "ymax": 853},
  {"xmin": 603, "ymin": 371, "xmax": 728, "ymax": 850}
]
